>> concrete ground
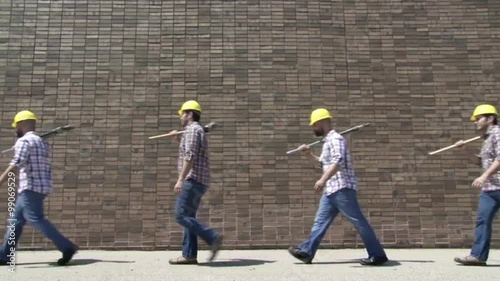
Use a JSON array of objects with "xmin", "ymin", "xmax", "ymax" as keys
[{"xmin": 1, "ymin": 249, "xmax": 500, "ymax": 281}]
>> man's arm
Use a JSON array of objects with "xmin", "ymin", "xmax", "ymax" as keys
[
  {"xmin": 178, "ymin": 160, "xmax": 193, "ymax": 183},
  {"xmin": 313, "ymin": 137, "xmax": 345, "ymax": 192},
  {"xmin": 481, "ymin": 160, "xmax": 500, "ymax": 179},
  {"xmin": 0, "ymin": 166, "xmax": 17, "ymax": 187},
  {"xmin": 472, "ymin": 134, "xmax": 500, "ymax": 188},
  {"xmin": 320, "ymin": 138, "xmax": 344, "ymax": 181},
  {"xmin": 481, "ymin": 135, "xmax": 500, "ymax": 178},
  {"xmin": 298, "ymin": 144, "xmax": 320, "ymax": 162},
  {"xmin": 305, "ymin": 151, "xmax": 320, "ymax": 162},
  {"xmin": 0, "ymin": 140, "xmax": 28, "ymax": 187},
  {"xmin": 319, "ymin": 162, "xmax": 340, "ymax": 183},
  {"xmin": 177, "ymin": 127, "xmax": 200, "ymax": 183},
  {"xmin": 455, "ymin": 140, "xmax": 481, "ymax": 165}
]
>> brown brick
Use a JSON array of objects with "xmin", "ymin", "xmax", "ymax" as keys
[{"xmin": 0, "ymin": 0, "xmax": 499, "ymax": 251}]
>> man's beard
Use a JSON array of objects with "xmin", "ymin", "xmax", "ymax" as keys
[
  {"xmin": 314, "ymin": 129, "xmax": 323, "ymax": 137},
  {"xmin": 16, "ymin": 130, "xmax": 24, "ymax": 138}
]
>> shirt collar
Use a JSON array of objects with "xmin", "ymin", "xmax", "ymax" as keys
[
  {"xmin": 185, "ymin": 122, "xmax": 199, "ymax": 128},
  {"xmin": 324, "ymin": 129, "xmax": 337, "ymax": 139},
  {"xmin": 484, "ymin": 125, "xmax": 499, "ymax": 139}
]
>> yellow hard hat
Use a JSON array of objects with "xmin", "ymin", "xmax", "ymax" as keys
[
  {"xmin": 310, "ymin": 108, "xmax": 332, "ymax": 126},
  {"xmin": 12, "ymin": 110, "xmax": 37, "ymax": 128},
  {"xmin": 178, "ymin": 100, "xmax": 202, "ymax": 115},
  {"xmin": 471, "ymin": 104, "xmax": 497, "ymax": 121}
]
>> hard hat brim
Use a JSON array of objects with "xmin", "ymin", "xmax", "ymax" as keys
[
  {"xmin": 309, "ymin": 116, "xmax": 331, "ymax": 126},
  {"xmin": 12, "ymin": 118, "xmax": 37, "ymax": 128}
]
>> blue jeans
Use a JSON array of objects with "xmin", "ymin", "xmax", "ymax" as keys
[
  {"xmin": 298, "ymin": 188, "xmax": 386, "ymax": 261},
  {"xmin": 0, "ymin": 190, "xmax": 75, "ymax": 261},
  {"xmin": 175, "ymin": 179, "xmax": 218, "ymax": 259},
  {"xmin": 470, "ymin": 190, "xmax": 500, "ymax": 261}
]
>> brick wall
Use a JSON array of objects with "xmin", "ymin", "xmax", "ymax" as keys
[{"xmin": 0, "ymin": 0, "xmax": 500, "ymax": 250}]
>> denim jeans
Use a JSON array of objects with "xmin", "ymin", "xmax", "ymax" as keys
[
  {"xmin": 298, "ymin": 188, "xmax": 386, "ymax": 261},
  {"xmin": 0, "ymin": 190, "xmax": 75, "ymax": 261},
  {"xmin": 175, "ymin": 179, "xmax": 218, "ymax": 259},
  {"xmin": 470, "ymin": 190, "xmax": 500, "ymax": 261}
]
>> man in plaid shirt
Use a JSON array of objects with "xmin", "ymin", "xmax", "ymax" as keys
[
  {"xmin": 454, "ymin": 104, "xmax": 500, "ymax": 266},
  {"xmin": 288, "ymin": 108, "xmax": 388, "ymax": 266},
  {"xmin": 0, "ymin": 111, "xmax": 78, "ymax": 266},
  {"xmin": 169, "ymin": 100, "xmax": 223, "ymax": 265}
]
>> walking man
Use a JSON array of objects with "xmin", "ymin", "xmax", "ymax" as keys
[
  {"xmin": 288, "ymin": 108, "xmax": 388, "ymax": 265},
  {"xmin": 0, "ymin": 110, "xmax": 78, "ymax": 266},
  {"xmin": 454, "ymin": 104, "xmax": 500, "ymax": 266},
  {"xmin": 169, "ymin": 100, "xmax": 223, "ymax": 265}
]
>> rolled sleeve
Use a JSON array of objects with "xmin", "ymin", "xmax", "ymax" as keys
[
  {"xmin": 10, "ymin": 139, "xmax": 30, "ymax": 168},
  {"xmin": 183, "ymin": 127, "xmax": 200, "ymax": 162},
  {"xmin": 329, "ymin": 137, "xmax": 345, "ymax": 165}
]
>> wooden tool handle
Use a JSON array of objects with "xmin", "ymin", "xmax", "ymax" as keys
[
  {"xmin": 148, "ymin": 130, "xmax": 185, "ymax": 140},
  {"xmin": 286, "ymin": 140, "xmax": 323, "ymax": 155},
  {"xmin": 1, "ymin": 146, "xmax": 14, "ymax": 154},
  {"xmin": 428, "ymin": 136, "xmax": 481, "ymax": 155}
]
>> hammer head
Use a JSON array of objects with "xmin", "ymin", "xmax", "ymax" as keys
[{"xmin": 203, "ymin": 122, "xmax": 217, "ymax": 133}]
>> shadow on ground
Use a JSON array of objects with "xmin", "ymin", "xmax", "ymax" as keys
[
  {"xmin": 19, "ymin": 259, "xmax": 135, "ymax": 268},
  {"xmin": 295, "ymin": 259, "xmax": 435, "ymax": 267},
  {"xmin": 197, "ymin": 258, "xmax": 275, "ymax": 267}
]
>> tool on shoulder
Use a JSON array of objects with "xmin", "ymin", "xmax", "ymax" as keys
[
  {"xmin": 1, "ymin": 125, "xmax": 75, "ymax": 155},
  {"xmin": 148, "ymin": 122, "xmax": 217, "ymax": 140},
  {"xmin": 286, "ymin": 123, "xmax": 372, "ymax": 155}
]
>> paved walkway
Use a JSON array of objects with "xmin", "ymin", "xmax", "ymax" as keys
[{"xmin": 1, "ymin": 249, "xmax": 500, "ymax": 281}]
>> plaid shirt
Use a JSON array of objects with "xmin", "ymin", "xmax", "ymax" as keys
[
  {"xmin": 178, "ymin": 122, "xmax": 210, "ymax": 186},
  {"xmin": 9, "ymin": 131, "xmax": 53, "ymax": 194},
  {"xmin": 480, "ymin": 125, "xmax": 500, "ymax": 192},
  {"xmin": 319, "ymin": 130, "xmax": 358, "ymax": 196}
]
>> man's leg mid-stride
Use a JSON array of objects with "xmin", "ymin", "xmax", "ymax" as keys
[
  {"xmin": 288, "ymin": 194, "xmax": 338, "ymax": 264},
  {"xmin": 0, "ymin": 192, "xmax": 27, "ymax": 264},
  {"xmin": 170, "ymin": 180, "xmax": 222, "ymax": 264},
  {"xmin": 22, "ymin": 191, "xmax": 78, "ymax": 265},
  {"xmin": 455, "ymin": 190, "xmax": 500, "ymax": 266},
  {"xmin": 335, "ymin": 188, "xmax": 388, "ymax": 265}
]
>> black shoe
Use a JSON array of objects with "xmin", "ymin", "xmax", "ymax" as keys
[
  {"xmin": 0, "ymin": 259, "xmax": 7, "ymax": 266},
  {"xmin": 359, "ymin": 256, "xmax": 388, "ymax": 266},
  {"xmin": 57, "ymin": 246, "xmax": 79, "ymax": 266},
  {"xmin": 288, "ymin": 246, "xmax": 312, "ymax": 264}
]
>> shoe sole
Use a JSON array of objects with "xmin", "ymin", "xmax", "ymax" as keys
[
  {"xmin": 454, "ymin": 258, "xmax": 487, "ymax": 266},
  {"xmin": 287, "ymin": 248, "xmax": 312, "ymax": 264},
  {"xmin": 455, "ymin": 262, "xmax": 487, "ymax": 266},
  {"xmin": 169, "ymin": 261, "xmax": 198, "ymax": 265},
  {"xmin": 360, "ymin": 258, "xmax": 389, "ymax": 266}
]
